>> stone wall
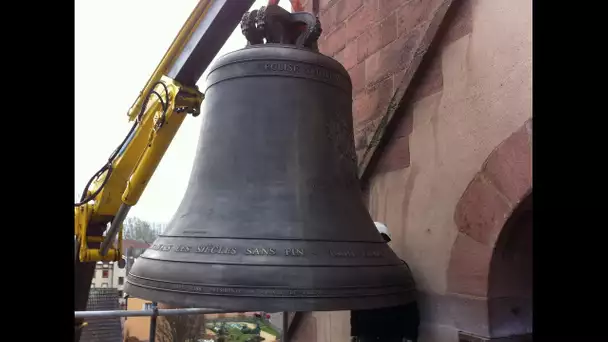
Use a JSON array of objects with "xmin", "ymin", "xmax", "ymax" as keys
[
  {"xmin": 318, "ymin": 0, "xmax": 449, "ymax": 163},
  {"xmin": 290, "ymin": 0, "xmax": 532, "ymax": 341}
]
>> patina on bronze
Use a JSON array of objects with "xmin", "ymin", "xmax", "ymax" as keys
[{"xmin": 124, "ymin": 5, "xmax": 416, "ymax": 312}]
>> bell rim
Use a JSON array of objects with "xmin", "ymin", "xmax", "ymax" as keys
[{"xmin": 123, "ymin": 281, "xmax": 417, "ymax": 313}]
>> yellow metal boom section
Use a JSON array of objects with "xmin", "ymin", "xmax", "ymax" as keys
[
  {"xmin": 74, "ymin": 77, "xmax": 203, "ymax": 263},
  {"xmin": 126, "ymin": 0, "xmax": 212, "ymax": 122},
  {"xmin": 90, "ymin": 77, "xmax": 202, "ymax": 216},
  {"xmin": 74, "ymin": 0, "xmax": 213, "ymax": 263}
]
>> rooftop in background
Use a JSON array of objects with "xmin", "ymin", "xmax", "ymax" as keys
[
  {"xmin": 122, "ymin": 239, "xmax": 151, "ymax": 250},
  {"xmin": 80, "ymin": 288, "xmax": 122, "ymax": 342},
  {"xmin": 112, "ymin": 239, "xmax": 151, "ymax": 254}
]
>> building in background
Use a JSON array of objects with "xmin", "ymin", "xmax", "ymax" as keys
[
  {"xmin": 90, "ymin": 262, "xmax": 121, "ymax": 291},
  {"xmin": 122, "ymin": 239, "xmax": 151, "ymax": 258},
  {"xmin": 121, "ymin": 297, "xmax": 153, "ymax": 341},
  {"xmin": 91, "ymin": 239, "xmax": 150, "ymax": 300},
  {"xmin": 80, "ymin": 288, "xmax": 123, "ymax": 342}
]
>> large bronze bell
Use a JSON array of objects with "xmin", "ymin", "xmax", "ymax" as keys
[{"xmin": 124, "ymin": 5, "xmax": 415, "ymax": 312}]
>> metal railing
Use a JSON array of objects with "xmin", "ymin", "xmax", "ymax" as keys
[
  {"xmin": 74, "ymin": 306, "xmax": 221, "ymax": 319},
  {"xmin": 76, "ymin": 302, "xmax": 290, "ymax": 341}
]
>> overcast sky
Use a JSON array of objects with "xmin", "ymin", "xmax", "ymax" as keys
[{"xmin": 75, "ymin": 0, "xmax": 290, "ymax": 224}]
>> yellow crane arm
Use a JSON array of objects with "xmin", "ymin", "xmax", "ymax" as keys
[
  {"xmin": 74, "ymin": 1, "xmax": 298, "ymax": 341},
  {"xmin": 73, "ymin": 0, "xmax": 255, "ymax": 264},
  {"xmin": 74, "ymin": 76, "xmax": 203, "ymax": 263},
  {"xmin": 125, "ymin": 1, "xmax": 212, "ymax": 122}
]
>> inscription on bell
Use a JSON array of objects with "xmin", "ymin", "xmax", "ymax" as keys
[
  {"xmin": 329, "ymin": 250, "xmax": 356, "ymax": 258},
  {"xmin": 196, "ymin": 245, "xmax": 237, "ymax": 255},
  {"xmin": 329, "ymin": 250, "xmax": 384, "ymax": 258},
  {"xmin": 210, "ymin": 287, "xmax": 243, "ymax": 294},
  {"xmin": 175, "ymin": 245, "xmax": 191, "ymax": 253},
  {"xmin": 245, "ymin": 248, "xmax": 277, "ymax": 256},
  {"xmin": 265, "ymin": 63, "xmax": 299, "ymax": 73},
  {"xmin": 285, "ymin": 248, "xmax": 305, "ymax": 257},
  {"xmin": 150, "ymin": 244, "xmax": 173, "ymax": 252},
  {"xmin": 263, "ymin": 62, "xmax": 340, "ymax": 82},
  {"xmin": 362, "ymin": 251, "xmax": 383, "ymax": 258}
]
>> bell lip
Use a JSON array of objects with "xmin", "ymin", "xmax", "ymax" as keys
[
  {"xmin": 205, "ymin": 43, "xmax": 351, "ymax": 87},
  {"xmin": 123, "ymin": 281, "xmax": 417, "ymax": 313},
  {"xmin": 123, "ymin": 257, "xmax": 417, "ymax": 313}
]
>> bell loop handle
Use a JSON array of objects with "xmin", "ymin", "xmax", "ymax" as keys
[{"xmin": 240, "ymin": 4, "xmax": 322, "ymax": 51}]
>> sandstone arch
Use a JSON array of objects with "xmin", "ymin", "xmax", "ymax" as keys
[{"xmin": 448, "ymin": 119, "xmax": 532, "ymax": 340}]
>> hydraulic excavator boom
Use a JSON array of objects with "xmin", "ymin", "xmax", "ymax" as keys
[
  {"xmin": 74, "ymin": 1, "xmax": 254, "ymax": 340},
  {"xmin": 74, "ymin": 1, "xmax": 309, "ymax": 341}
]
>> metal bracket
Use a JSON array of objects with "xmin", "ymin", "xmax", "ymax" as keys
[
  {"xmin": 174, "ymin": 84, "xmax": 204, "ymax": 117},
  {"xmin": 75, "ymin": 204, "xmax": 122, "ymax": 263}
]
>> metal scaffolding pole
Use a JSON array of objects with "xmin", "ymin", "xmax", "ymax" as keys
[
  {"xmin": 74, "ymin": 307, "xmax": 223, "ymax": 319},
  {"xmin": 149, "ymin": 302, "xmax": 158, "ymax": 342},
  {"xmin": 282, "ymin": 311, "xmax": 289, "ymax": 342}
]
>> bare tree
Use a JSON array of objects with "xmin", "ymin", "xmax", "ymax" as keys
[
  {"xmin": 123, "ymin": 217, "xmax": 160, "ymax": 244},
  {"xmin": 155, "ymin": 314, "xmax": 206, "ymax": 342}
]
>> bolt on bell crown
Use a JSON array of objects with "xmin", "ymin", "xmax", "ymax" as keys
[{"xmin": 124, "ymin": 6, "xmax": 415, "ymax": 313}]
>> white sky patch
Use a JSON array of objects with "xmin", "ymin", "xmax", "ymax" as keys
[{"xmin": 75, "ymin": 0, "xmax": 290, "ymax": 224}]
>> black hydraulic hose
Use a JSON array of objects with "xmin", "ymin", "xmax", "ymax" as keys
[{"xmin": 74, "ymin": 81, "xmax": 170, "ymax": 207}]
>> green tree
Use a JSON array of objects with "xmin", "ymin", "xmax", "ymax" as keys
[
  {"xmin": 123, "ymin": 217, "xmax": 160, "ymax": 243},
  {"xmin": 216, "ymin": 322, "xmax": 230, "ymax": 342}
]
